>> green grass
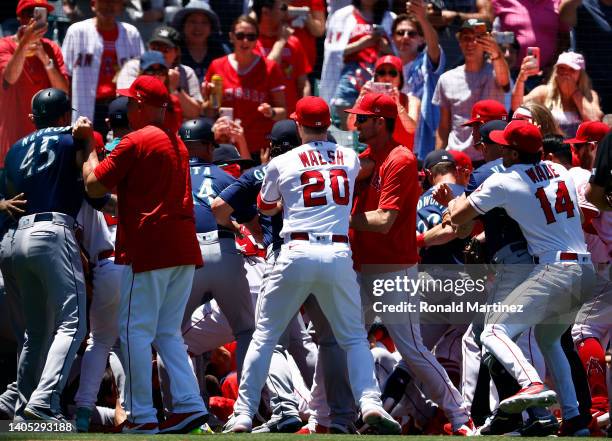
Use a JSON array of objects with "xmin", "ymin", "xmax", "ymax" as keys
[{"xmin": 0, "ymin": 435, "xmax": 600, "ymax": 440}]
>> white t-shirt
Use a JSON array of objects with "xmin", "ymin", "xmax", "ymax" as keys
[
  {"xmin": 260, "ymin": 141, "xmax": 359, "ymax": 238},
  {"xmin": 468, "ymin": 160, "xmax": 587, "ymax": 257}
]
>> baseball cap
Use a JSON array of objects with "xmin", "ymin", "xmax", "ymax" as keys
[
  {"xmin": 149, "ymin": 25, "xmax": 181, "ymax": 48},
  {"xmin": 564, "ymin": 121, "xmax": 610, "ymax": 144},
  {"xmin": 107, "ymin": 96, "xmax": 129, "ymax": 129},
  {"xmin": 555, "ymin": 51, "xmax": 585, "ymax": 71},
  {"xmin": 140, "ymin": 51, "xmax": 168, "ymax": 71},
  {"xmin": 462, "ymin": 100, "xmax": 508, "ymax": 126},
  {"xmin": 374, "ymin": 55, "xmax": 403, "ymax": 73},
  {"xmin": 423, "ymin": 150, "xmax": 456, "ymax": 170},
  {"xmin": 511, "ymin": 106, "xmax": 533, "ymax": 123},
  {"xmin": 345, "ymin": 93, "xmax": 398, "ymax": 119},
  {"xmin": 479, "ymin": 119, "xmax": 508, "ymax": 144},
  {"xmin": 117, "ymin": 75, "xmax": 169, "ymax": 108},
  {"xmin": 459, "ymin": 18, "xmax": 488, "ymax": 32},
  {"xmin": 290, "ymin": 96, "xmax": 331, "ymax": 128},
  {"xmin": 213, "ymin": 144, "xmax": 255, "ymax": 167},
  {"xmin": 489, "ymin": 120, "xmax": 543, "ymax": 154},
  {"xmin": 17, "ymin": 0, "xmax": 54, "ymax": 15},
  {"xmin": 267, "ymin": 119, "xmax": 301, "ymax": 147},
  {"xmin": 448, "ymin": 150, "xmax": 473, "ymax": 171}
]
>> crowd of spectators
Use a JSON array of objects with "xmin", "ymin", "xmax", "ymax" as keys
[{"xmin": 0, "ymin": 0, "xmax": 610, "ymax": 163}]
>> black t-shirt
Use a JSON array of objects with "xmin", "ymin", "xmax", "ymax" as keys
[
  {"xmin": 590, "ymin": 131, "xmax": 612, "ymax": 191},
  {"xmin": 180, "ymin": 37, "xmax": 230, "ymax": 83}
]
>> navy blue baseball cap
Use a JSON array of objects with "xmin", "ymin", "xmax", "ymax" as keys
[
  {"xmin": 267, "ymin": 119, "xmax": 301, "ymax": 148},
  {"xmin": 424, "ymin": 150, "xmax": 456, "ymax": 170},
  {"xmin": 107, "ymin": 96, "xmax": 129, "ymax": 130},
  {"xmin": 213, "ymin": 144, "xmax": 255, "ymax": 167},
  {"xmin": 479, "ymin": 120, "xmax": 509, "ymax": 144},
  {"xmin": 140, "ymin": 50, "xmax": 168, "ymax": 71}
]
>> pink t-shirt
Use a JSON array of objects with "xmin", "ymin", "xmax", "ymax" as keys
[{"xmin": 493, "ymin": 0, "xmax": 567, "ymax": 68}]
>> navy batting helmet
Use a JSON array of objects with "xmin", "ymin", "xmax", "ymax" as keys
[
  {"xmin": 179, "ymin": 118, "xmax": 216, "ymax": 143},
  {"xmin": 31, "ymin": 88, "xmax": 72, "ymax": 127}
]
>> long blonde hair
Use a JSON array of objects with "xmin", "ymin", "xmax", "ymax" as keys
[
  {"xmin": 521, "ymin": 102, "xmax": 564, "ymax": 137},
  {"xmin": 544, "ymin": 67, "xmax": 594, "ymax": 110}
]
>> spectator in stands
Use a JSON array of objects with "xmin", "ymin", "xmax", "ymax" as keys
[
  {"xmin": 511, "ymin": 51, "xmax": 603, "ymax": 137},
  {"xmin": 347, "ymin": 55, "xmax": 419, "ymax": 149},
  {"xmin": 492, "ymin": 0, "xmax": 569, "ymax": 72},
  {"xmin": 0, "ymin": 0, "xmax": 68, "ymax": 165},
  {"xmin": 320, "ymin": 0, "xmax": 396, "ymax": 127},
  {"xmin": 560, "ymin": 0, "xmax": 612, "ymax": 114},
  {"xmin": 172, "ymin": 0, "xmax": 227, "ymax": 83},
  {"xmin": 252, "ymin": 0, "xmax": 312, "ymax": 114},
  {"xmin": 287, "ymin": 0, "xmax": 326, "ymax": 69},
  {"xmin": 117, "ymin": 25, "xmax": 203, "ymax": 119},
  {"xmin": 203, "ymin": 15, "xmax": 286, "ymax": 161},
  {"xmin": 493, "ymin": 31, "xmax": 520, "ymax": 109},
  {"xmin": 432, "ymin": 19, "xmax": 509, "ymax": 160},
  {"xmin": 427, "ymin": 0, "xmax": 493, "ymax": 69},
  {"xmin": 512, "ymin": 102, "xmax": 564, "ymax": 137},
  {"xmin": 136, "ymin": 50, "xmax": 183, "ymax": 133},
  {"xmin": 62, "ymin": 0, "xmax": 144, "ymax": 136},
  {"xmin": 122, "ymin": 0, "xmax": 175, "ymax": 42},
  {"xmin": 392, "ymin": 0, "xmax": 444, "ymax": 159}
]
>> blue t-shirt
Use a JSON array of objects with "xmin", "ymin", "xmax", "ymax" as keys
[
  {"xmin": 417, "ymin": 182, "xmax": 467, "ymax": 264},
  {"xmin": 4, "ymin": 126, "xmax": 85, "ymax": 219},
  {"xmin": 466, "ymin": 158, "xmax": 527, "ymax": 258},
  {"xmin": 219, "ymin": 164, "xmax": 279, "ymax": 249},
  {"xmin": 190, "ymin": 159, "xmax": 238, "ymax": 233}
]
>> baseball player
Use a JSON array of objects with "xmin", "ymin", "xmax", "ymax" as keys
[
  {"xmin": 2, "ymin": 88, "xmax": 91, "ymax": 421},
  {"xmin": 83, "ymin": 76, "xmax": 207, "ymax": 434},
  {"xmin": 587, "ymin": 132, "xmax": 612, "ymax": 212},
  {"xmin": 225, "ymin": 96, "xmax": 400, "ymax": 434},
  {"xmin": 347, "ymin": 93, "xmax": 473, "ymax": 435},
  {"xmin": 443, "ymin": 119, "xmax": 596, "ymax": 435}
]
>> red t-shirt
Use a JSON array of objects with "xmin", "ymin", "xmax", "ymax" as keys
[
  {"xmin": 289, "ymin": 0, "xmax": 326, "ymax": 67},
  {"xmin": 255, "ymin": 35, "xmax": 311, "ymax": 114},
  {"xmin": 345, "ymin": 10, "xmax": 380, "ymax": 65},
  {"xmin": 350, "ymin": 141, "xmax": 420, "ymax": 269},
  {"xmin": 0, "ymin": 37, "xmax": 67, "ymax": 165},
  {"xmin": 164, "ymin": 93, "xmax": 183, "ymax": 134},
  {"xmin": 206, "ymin": 55, "xmax": 285, "ymax": 154},
  {"xmin": 94, "ymin": 125, "xmax": 203, "ymax": 273},
  {"xmin": 392, "ymin": 93, "xmax": 415, "ymax": 150},
  {"xmin": 96, "ymin": 27, "xmax": 119, "ymax": 100}
]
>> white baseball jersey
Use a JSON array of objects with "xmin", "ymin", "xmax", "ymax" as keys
[
  {"xmin": 468, "ymin": 160, "xmax": 587, "ymax": 257},
  {"xmin": 62, "ymin": 18, "xmax": 144, "ymax": 122},
  {"xmin": 260, "ymin": 141, "xmax": 359, "ymax": 238}
]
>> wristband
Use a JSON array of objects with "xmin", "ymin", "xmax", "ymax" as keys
[{"xmin": 416, "ymin": 233, "xmax": 426, "ymax": 249}]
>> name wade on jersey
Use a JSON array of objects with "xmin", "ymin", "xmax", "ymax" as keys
[
  {"xmin": 298, "ymin": 147, "xmax": 345, "ymax": 168},
  {"xmin": 524, "ymin": 163, "xmax": 561, "ymax": 183}
]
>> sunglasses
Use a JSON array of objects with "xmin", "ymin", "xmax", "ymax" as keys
[
  {"xmin": 356, "ymin": 114, "xmax": 375, "ymax": 124},
  {"xmin": 395, "ymin": 30, "xmax": 419, "ymax": 38},
  {"xmin": 149, "ymin": 44, "xmax": 173, "ymax": 53},
  {"xmin": 376, "ymin": 69, "xmax": 398, "ymax": 77},
  {"xmin": 233, "ymin": 32, "xmax": 258, "ymax": 42}
]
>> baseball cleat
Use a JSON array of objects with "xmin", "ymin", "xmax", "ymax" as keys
[
  {"xmin": 223, "ymin": 413, "xmax": 253, "ymax": 433},
  {"xmin": 121, "ymin": 420, "xmax": 160, "ymax": 434},
  {"xmin": 475, "ymin": 409, "xmax": 522, "ymax": 435},
  {"xmin": 518, "ymin": 412, "xmax": 559, "ymax": 436},
  {"xmin": 75, "ymin": 406, "xmax": 93, "ymax": 433},
  {"xmin": 558, "ymin": 415, "xmax": 590, "ymax": 437},
  {"xmin": 449, "ymin": 418, "xmax": 475, "ymax": 436},
  {"xmin": 362, "ymin": 406, "xmax": 402, "ymax": 435},
  {"xmin": 499, "ymin": 382, "xmax": 557, "ymax": 414},
  {"xmin": 24, "ymin": 406, "xmax": 69, "ymax": 424},
  {"xmin": 159, "ymin": 410, "xmax": 209, "ymax": 434},
  {"xmin": 252, "ymin": 415, "xmax": 302, "ymax": 433}
]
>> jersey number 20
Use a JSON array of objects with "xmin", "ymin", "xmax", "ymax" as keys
[
  {"xmin": 301, "ymin": 169, "xmax": 349, "ymax": 207},
  {"xmin": 534, "ymin": 180, "xmax": 575, "ymax": 224}
]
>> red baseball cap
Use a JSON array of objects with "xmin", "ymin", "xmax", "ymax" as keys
[
  {"xmin": 290, "ymin": 96, "xmax": 331, "ymax": 128},
  {"xmin": 117, "ymin": 75, "xmax": 169, "ymax": 108},
  {"xmin": 489, "ymin": 120, "xmax": 543, "ymax": 154},
  {"xmin": 564, "ymin": 121, "xmax": 610, "ymax": 144},
  {"xmin": 375, "ymin": 55, "xmax": 403, "ymax": 73},
  {"xmin": 462, "ymin": 100, "xmax": 508, "ymax": 127},
  {"xmin": 345, "ymin": 93, "xmax": 398, "ymax": 119},
  {"xmin": 448, "ymin": 150, "xmax": 473, "ymax": 171},
  {"xmin": 17, "ymin": 0, "xmax": 54, "ymax": 16}
]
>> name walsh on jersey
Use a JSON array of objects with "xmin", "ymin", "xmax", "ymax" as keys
[{"xmin": 298, "ymin": 148, "xmax": 345, "ymax": 167}]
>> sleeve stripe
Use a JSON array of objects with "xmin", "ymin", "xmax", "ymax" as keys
[
  {"xmin": 467, "ymin": 196, "xmax": 487, "ymax": 214},
  {"xmin": 257, "ymin": 193, "xmax": 279, "ymax": 210}
]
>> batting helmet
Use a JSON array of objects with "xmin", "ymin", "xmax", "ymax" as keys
[
  {"xmin": 179, "ymin": 118, "xmax": 216, "ymax": 143},
  {"xmin": 31, "ymin": 88, "xmax": 72, "ymax": 127}
]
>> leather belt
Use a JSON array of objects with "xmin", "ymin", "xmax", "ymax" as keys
[
  {"xmin": 289, "ymin": 232, "xmax": 349, "ymax": 243},
  {"xmin": 534, "ymin": 251, "xmax": 591, "ymax": 264}
]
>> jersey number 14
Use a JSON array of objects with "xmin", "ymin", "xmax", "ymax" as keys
[{"xmin": 534, "ymin": 180, "xmax": 575, "ymax": 224}]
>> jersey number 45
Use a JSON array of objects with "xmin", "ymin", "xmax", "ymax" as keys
[{"xmin": 534, "ymin": 180, "xmax": 575, "ymax": 224}]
